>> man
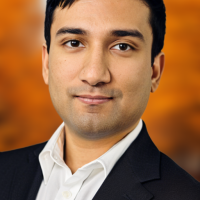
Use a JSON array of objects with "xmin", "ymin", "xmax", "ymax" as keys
[{"xmin": 0, "ymin": 0, "xmax": 200, "ymax": 199}]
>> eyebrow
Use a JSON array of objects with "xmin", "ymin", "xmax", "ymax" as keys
[
  {"xmin": 111, "ymin": 30, "xmax": 144, "ymax": 42},
  {"xmin": 56, "ymin": 27, "xmax": 144, "ymax": 42},
  {"xmin": 56, "ymin": 27, "xmax": 87, "ymax": 37}
]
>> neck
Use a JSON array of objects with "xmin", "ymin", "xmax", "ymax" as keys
[{"xmin": 64, "ymin": 121, "xmax": 139, "ymax": 174}]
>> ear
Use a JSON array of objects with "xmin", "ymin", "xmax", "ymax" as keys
[
  {"xmin": 42, "ymin": 44, "xmax": 49, "ymax": 85},
  {"xmin": 151, "ymin": 52, "xmax": 165, "ymax": 93}
]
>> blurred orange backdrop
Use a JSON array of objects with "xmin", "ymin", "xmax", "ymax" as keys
[{"xmin": 0, "ymin": 0, "xmax": 200, "ymax": 181}]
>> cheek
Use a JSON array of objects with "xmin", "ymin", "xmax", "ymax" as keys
[
  {"xmin": 47, "ymin": 54, "xmax": 83, "ymax": 113},
  {"xmin": 49, "ymin": 54, "xmax": 81, "ymax": 88},
  {"xmin": 112, "ymin": 58, "xmax": 152, "ymax": 114},
  {"xmin": 113, "ymin": 59, "xmax": 152, "ymax": 94}
]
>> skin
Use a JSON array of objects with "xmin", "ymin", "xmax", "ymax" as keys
[{"xmin": 42, "ymin": 0, "xmax": 165, "ymax": 173}]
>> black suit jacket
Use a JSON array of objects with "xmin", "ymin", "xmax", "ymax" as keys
[{"xmin": 1, "ymin": 123, "xmax": 200, "ymax": 200}]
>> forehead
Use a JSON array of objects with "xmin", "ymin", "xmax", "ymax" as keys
[{"xmin": 52, "ymin": 0, "xmax": 152, "ymax": 39}]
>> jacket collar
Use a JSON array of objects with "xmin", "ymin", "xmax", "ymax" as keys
[
  {"xmin": 10, "ymin": 143, "xmax": 46, "ymax": 200},
  {"xmin": 93, "ymin": 122, "xmax": 160, "ymax": 200},
  {"xmin": 127, "ymin": 122, "xmax": 160, "ymax": 183}
]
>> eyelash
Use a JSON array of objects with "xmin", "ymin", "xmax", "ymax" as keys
[
  {"xmin": 64, "ymin": 40, "xmax": 84, "ymax": 48},
  {"xmin": 112, "ymin": 43, "xmax": 135, "ymax": 51},
  {"xmin": 64, "ymin": 40, "xmax": 135, "ymax": 51}
]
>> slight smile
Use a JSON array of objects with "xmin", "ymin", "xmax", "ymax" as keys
[{"xmin": 76, "ymin": 95, "xmax": 113, "ymax": 105}]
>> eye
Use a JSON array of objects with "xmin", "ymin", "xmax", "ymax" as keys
[
  {"xmin": 112, "ymin": 43, "xmax": 133, "ymax": 51},
  {"xmin": 65, "ymin": 40, "xmax": 84, "ymax": 48}
]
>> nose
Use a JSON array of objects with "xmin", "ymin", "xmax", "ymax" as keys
[{"xmin": 79, "ymin": 46, "xmax": 111, "ymax": 86}]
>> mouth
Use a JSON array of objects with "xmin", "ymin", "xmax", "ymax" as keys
[{"xmin": 75, "ymin": 95, "xmax": 113, "ymax": 105}]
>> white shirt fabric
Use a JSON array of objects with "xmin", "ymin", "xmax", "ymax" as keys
[{"xmin": 36, "ymin": 120, "xmax": 142, "ymax": 200}]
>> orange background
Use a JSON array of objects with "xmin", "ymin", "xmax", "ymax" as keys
[{"xmin": 0, "ymin": 0, "xmax": 200, "ymax": 181}]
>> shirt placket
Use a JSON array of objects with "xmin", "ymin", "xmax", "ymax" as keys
[{"xmin": 55, "ymin": 168, "xmax": 94, "ymax": 200}]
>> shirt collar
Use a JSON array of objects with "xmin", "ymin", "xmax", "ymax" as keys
[
  {"xmin": 97, "ymin": 119, "xmax": 142, "ymax": 177},
  {"xmin": 39, "ymin": 122, "xmax": 65, "ymax": 184},
  {"xmin": 39, "ymin": 120, "xmax": 142, "ymax": 184}
]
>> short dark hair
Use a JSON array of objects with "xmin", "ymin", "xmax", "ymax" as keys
[{"xmin": 44, "ymin": 0, "xmax": 166, "ymax": 64}]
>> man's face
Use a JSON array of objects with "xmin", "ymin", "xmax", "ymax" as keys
[{"xmin": 42, "ymin": 0, "xmax": 164, "ymax": 140}]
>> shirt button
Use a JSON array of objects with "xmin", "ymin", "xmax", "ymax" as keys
[{"xmin": 62, "ymin": 191, "xmax": 72, "ymax": 199}]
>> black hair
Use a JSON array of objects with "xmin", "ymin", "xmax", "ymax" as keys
[{"xmin": 44, "ymin": 0, "xmax": 166, "ymax": 65}]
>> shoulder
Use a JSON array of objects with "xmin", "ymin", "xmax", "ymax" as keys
[
  {"xmin": 145, "ymin": 152, "xmax": 200, "ymax": 199},
  {"xmin": 160, "ymin": 152, "xmax": 200, "ymax": 187},
  {"xmin": 0, "ymin": 142, "xmax": 46, "ymax": 170}
]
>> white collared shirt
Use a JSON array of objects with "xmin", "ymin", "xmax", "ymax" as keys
[{"xmin": 36, "ymin": 120, "xmax": 142, "ymax": 200}]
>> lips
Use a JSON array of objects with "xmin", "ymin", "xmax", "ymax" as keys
[{"xmin": 76, "ymin": 95, "xmax": 113, "ymax": 105}]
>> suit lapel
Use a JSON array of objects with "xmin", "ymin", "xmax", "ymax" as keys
[
  {"xmin": 93, "ymin": 123, "xmax": 160, "ymax": 200},
  {"xmin": 10, "ymin": 144, "xmax": 45, "ymax": 200}
]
